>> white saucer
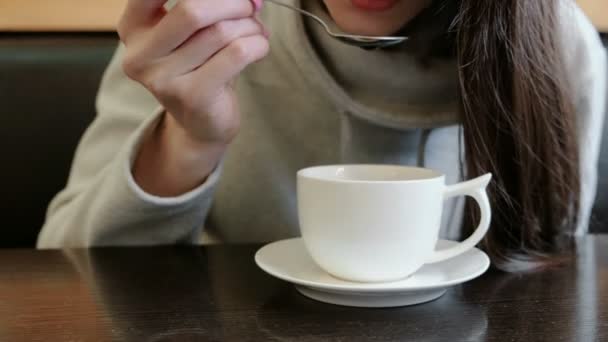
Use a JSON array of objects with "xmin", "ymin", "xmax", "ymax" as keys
[{"xmin": 255, "ymin": 238, "xmax": 490, "ymax": 308}]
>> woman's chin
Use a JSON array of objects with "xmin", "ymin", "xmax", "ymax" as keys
[
  {"xmin": 323, "ymin": 0, "xmax": 432, "ymax": 37},
  {"xmin": 331, "ymin": 17, "xmax": 402, "ymax": 37}
]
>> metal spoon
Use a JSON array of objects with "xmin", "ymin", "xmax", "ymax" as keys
[{"xmin": 264, "ymin": 0, "xmax": 408, "ymax": 49}]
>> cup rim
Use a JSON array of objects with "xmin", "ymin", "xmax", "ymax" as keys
[{"xmin": 297, "ymin": 164, "xmax": 445, "ymax": 184}]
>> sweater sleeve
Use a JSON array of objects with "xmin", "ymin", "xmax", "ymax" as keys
[
  {"xmin": 560, "ymin": 3, "xmax": 607, "ymax": 235},
  {"xmin": 37, "ymin": 45, "xmax": 221, "ymax": 249}
]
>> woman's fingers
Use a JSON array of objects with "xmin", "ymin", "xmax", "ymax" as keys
[
  {"xmin": 144, "ymin": 0, "xmax": 257, "ymax": 58},
  {"xmin": 118, "ymin": 0, "xmax": 270, "ymax": 147},
  {"xmin": 186, "ymin": 34, "xmax": 269, "ymax": 95},
  {"xmin": 161, "ymin": 18, "xmax": 264, "ymax": 77},
  {"xmin": 118, "ymin": 0, "xmax": 167, "ymax": 42}
]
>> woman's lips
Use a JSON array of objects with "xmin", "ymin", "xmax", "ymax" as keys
[{"xmin": 350, "ymin": 0, "xmax": 399, "ymax": 11}]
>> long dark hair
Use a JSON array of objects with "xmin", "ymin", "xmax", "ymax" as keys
[{"xmin": 408, "ymin": 0, "xmax": 580, "ymax": 271}]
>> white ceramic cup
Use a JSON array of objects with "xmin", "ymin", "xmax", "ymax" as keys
[{"xmin": 297, "ymin": 165, "xmax": 492, "ymax": 283}]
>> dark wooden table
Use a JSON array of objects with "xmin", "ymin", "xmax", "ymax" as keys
[{"xmin": 1, "ymin": 236, "xmax": 607, "ymax": 342}]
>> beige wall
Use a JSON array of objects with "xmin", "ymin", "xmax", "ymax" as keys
[
  {"xmin": 578, "ymin": 0, "xmax": 608, "ymax": 31},
  {"xmin": 0, "ymin": 0, "xmax": 606, "ymax": 32},
  {"xmin": 0, "ymin": 0, "xmax": 126, "ymax": 31}
]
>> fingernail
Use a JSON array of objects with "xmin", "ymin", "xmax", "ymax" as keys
[{"xmin": 251, "ymin": 0, "xmax": 263, "ymax": 12}]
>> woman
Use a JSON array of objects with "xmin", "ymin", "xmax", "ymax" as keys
[{"xmin": 38, "ymin": 0, "xmax": 606, "ymax": 271}]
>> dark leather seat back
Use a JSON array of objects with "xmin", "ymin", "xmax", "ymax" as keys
[
  {"xmin": 592, "ymin": 37, "xmax": 608, "ymax": 233},
  {"xmin": 0, "ymin": 34, "xmax": 118, "ymax": 247}
]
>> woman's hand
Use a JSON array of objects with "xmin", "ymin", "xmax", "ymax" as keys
[{"xmin": 118, "ymin": 0, "xmax": 269, "ymax": 196}]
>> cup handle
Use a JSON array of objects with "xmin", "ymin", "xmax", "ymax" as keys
[{"xmin": 426, "ymin": 173, "xmax": 492, "ymax": 264}]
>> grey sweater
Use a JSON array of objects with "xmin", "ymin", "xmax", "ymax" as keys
[{"xmin": 37, "ymin": 0, "xmax": 606, "ymax": 248}]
